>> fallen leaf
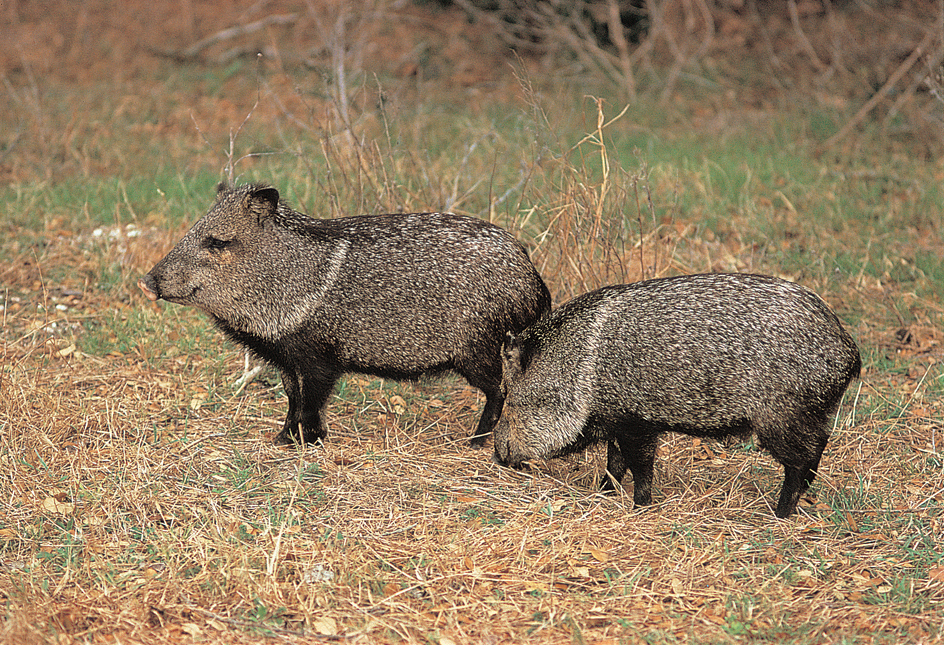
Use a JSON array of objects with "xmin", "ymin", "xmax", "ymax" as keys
[
  {"xmin": 703, "ymin": 611, "xmax": 726, "ymax": 625},
  {"xmin": 303, "ymin": 564, "xmax": 335, "ymax": 583},
  {"xmin": 181, "ymin": 623, "xmax": 202, "ymax": 637},
  {"xmin": 42, "ymin": 495, "xmax": 74, "ymax": 515},
  {"xmin": 929, "ymin": 567, "xmax": 944, "ymax": 583},
  {"xmin": 389, "ymin": 395, "xmax": 406, "ymax": 414},
  {"xmin": 312, "ymin": 617, "xmax": 337, "ymax": 635},
  {"xmin": 845, "ymin": 512, "xmax": 859, "ymax": 533},
  {"xmin": 207, "ymin": 618, "xmax": 226, "ymax": 631},
  {"xmin": 55, "ymin": 343, "xmax": 76, "ymax": 358},
  {"xmin": 670, "ymin": 578, "xmax": 684, "ymax": 596},
  {"xmin": 587, "ymin": 547, "xmax": 608, "ymax": 563},
  {"xmin": 544, "ymin": 499, "xmax": 567, "ymax": 513}
]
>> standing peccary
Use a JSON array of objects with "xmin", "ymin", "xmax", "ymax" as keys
[
  {"xmin": 492, "ymin": 273, "xmax": 861, "ymax": 518},
  {"xmin": 138, "ymin": 183, "xmax": 551, "ymax": 446}
]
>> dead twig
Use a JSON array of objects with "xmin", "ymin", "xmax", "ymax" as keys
[
  {"xmin": 822, "ymin": 26, "xmax": 936, "ymax": 150},
  {"xmin": 151, "ymin": 13, "xmax": 300, "ymax": 62}
]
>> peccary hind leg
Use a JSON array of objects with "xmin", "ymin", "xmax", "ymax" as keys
[
  {"xmin": 273, "ymin": 369, "xmax": 335, "ymax": 446},
  {"xmin": 601, "ymin": 440, "xmax": 626, "ymax": 492},
  {"xmin": 462, "ymin": 361, "xmax": 505, "ymax": 448},
  {"xmin": 774, "ymin": 441, "xmax": 828, "ymax": 518},
  {"xmin": 764, "ymin": 419, "xmax": 830, "ymax": 518},
  {"xmin": 468, "ymin": 387, "xmax": 505, "ymax": 448}
]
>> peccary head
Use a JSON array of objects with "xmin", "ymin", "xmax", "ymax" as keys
[
  {"xmin": 493, "ymin": 330, "xmax": 592, "ymax": 468},
  {"xmin": 138, "ymin": 183, "xmax": 310, "ymax": 338}
]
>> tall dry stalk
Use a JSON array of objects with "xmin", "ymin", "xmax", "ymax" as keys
[{"xmin": 506, "ymin": 95, "xmax": 673, "ymax": 302}]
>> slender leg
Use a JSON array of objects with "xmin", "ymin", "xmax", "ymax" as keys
[
  {"xmin": 775, "ymin": 439, "xmax": 828, "ymax": 518},
  {"xmin": 776, "ymin": 465, "xmax": 808, "ymax": 519},
  {"xmin": 600, "ymin": 431, "xmax": 658, "ymax": 507},
  {"xmin": 627, "ymin": 436, "xmax": 658, "ymax": 507},
  {"xmin": 273, "ymin": 369, "xmax": 335, "ymax": 446},
  {"xmin": 601, "ymin": 439, "xmax": 627, "ymax": 491},
  {"xmin": 459, "ymin": 359, "xmax": 504, "ymax": 448},
  {"xmin": 614, "ymin": 433, "xmax": 658, "ymax": 507},
  {"xmin": 273, "ymin": 369, "xmax": 302, "ymax": 445},
  {"xmin": 297, "ymin": 373, "xmax": 336, "ymax": 444},
  {"xmin": 469, "ymin": 387, "xmax": 504, "ymax": 448}
]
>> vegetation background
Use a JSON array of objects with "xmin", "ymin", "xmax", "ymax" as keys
[{"xmin": 1, "ymin": 0, "xmax": 943, "ymax": 643}]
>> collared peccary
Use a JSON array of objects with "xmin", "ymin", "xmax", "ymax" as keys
[
  {"xmin": 492, "ymin": 273, "xmax": 861, "ymax": 518},
  {"xmin": 138, "ymin": 183, "xmax": 551, "ymax": 447}
]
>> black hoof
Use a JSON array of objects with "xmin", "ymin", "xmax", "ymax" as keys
[{"xmin": 273, "ymin": 428, "xmax": 325, "ymax": 447}]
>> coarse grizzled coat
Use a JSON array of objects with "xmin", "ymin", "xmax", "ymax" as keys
[
  {"xmin": 492, "ymin": 273, "xmax": 861, "ymax": 519},
  {"xmin": 139, "ymin": 183, "xmax": 551, "ymax": 447}
]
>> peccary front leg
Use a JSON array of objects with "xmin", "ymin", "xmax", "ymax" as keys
[
  {"xmin": 273, "ymin": 368, "xmax": 302, "ymax": 445},
  {"xmin": 601, "ymin": 439, "xmax": 627, "ymax": 491},
  {"xmin": 604, "ymin": 433, "xmax": 659, "ymax": 508},
  {"xmin": 273, "ymin": 369, "xmax": 334, "ymax": 446}
]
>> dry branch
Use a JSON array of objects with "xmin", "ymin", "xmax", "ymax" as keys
[
  {"xmin": 823, "ymin": 26, "xmax": 937, "ymax": 149},
  {"xmin": 151, "ymin": 13, "xmax": 300, "ymax": 62}
]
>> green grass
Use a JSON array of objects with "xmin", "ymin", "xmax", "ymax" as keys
[{"xmin": 3, "ymin": 8, "xmax": 944, "ymax": 645}]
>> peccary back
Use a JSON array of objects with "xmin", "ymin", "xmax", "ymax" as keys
[
  {"xmin": 492, "ymin": 273, "xmax": 860, "ymax": 518},
  {"xmin": 139, "ymin": 183, "xmax": 551, "ymax": 446}
]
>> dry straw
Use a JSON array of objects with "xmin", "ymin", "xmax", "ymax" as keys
[
  {"xmin": 2, "ymin": 1, "xmax": 944, "ymax": 642},
  {"xmin": 2, "ymin": 332, "xmax": 942, "ymax": 644},
  {"xmin": 2, "ymin": 150, "xmax": 942, "ymax": 642}
]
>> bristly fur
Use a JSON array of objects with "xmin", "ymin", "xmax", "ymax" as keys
[
  {"xmin": 140, "ymin": 183, "xmax": 551, "ymax": 447},
  {"xmin": 493, "ymin": 273, "xmax": 861, "ymax": 519}
]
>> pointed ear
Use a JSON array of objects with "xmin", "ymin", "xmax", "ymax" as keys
[
  {"xmin": 245, "ymin": 185, "xmax": 280, "ymax": 222},
  {"xmin": 251, "ymin": 186, "xmax": 280, "ymax": 209},
  {"xmin": 501, "ymin": 331, "xmax": 523, "ymax": 375}
]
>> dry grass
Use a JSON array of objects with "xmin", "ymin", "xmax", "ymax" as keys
[
  {"xmin": 2, "ymin": 306, "xmax": 943, "ymax": 644},
  {"xmin": 3, "ymin": 1, "xmax": 944, "ymax": 643},
  {"xmin": 2, "ymin": 209, "xmax": 943, "ymax": 643}
]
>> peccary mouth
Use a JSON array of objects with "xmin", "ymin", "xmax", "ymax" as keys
[
  {"xmin": 492, "ymin": 446, "xmax": 527, "ymax": 470},
  {"xmin": 137, "ymin": 276, "xmax": 200, "ymax": 306},
  {"xmin": 137, "ymin": 277, "xmax": 160, "ymax": 301}
]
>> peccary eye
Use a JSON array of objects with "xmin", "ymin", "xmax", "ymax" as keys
[{"xmin": 204, "ymin": 236, "xmax": 233, "ymax": 252}]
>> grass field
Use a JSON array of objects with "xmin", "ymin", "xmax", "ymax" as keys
[{"xmin": 2, "ymin": 1, "xmax": 943, "ymax": 643}]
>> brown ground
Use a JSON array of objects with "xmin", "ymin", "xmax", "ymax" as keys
[{"xmin": 2, "ymin": 1, "xmax": 944, "ymax": 644}]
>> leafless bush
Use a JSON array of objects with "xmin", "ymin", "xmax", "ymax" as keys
[{"xmin": 450, "ymin": 0, "xmax": 714, "ymax": 101}]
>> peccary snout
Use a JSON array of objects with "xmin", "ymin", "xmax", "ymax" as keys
[
  {"xmin": 137, "ymin": 276, "xmax": 159, "ymax": 302},
  {"xmin": 492, "ymin": 274, "xmax": 861, "ymax": 519}
]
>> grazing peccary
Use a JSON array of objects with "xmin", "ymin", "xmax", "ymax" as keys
[
  {"xmin": 138, "ymin": 183, "xmax": 550, "ymax": 446},
  {"xmin": 492, "ymin": 273, "xmax": 861, "ymax": 518}
]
